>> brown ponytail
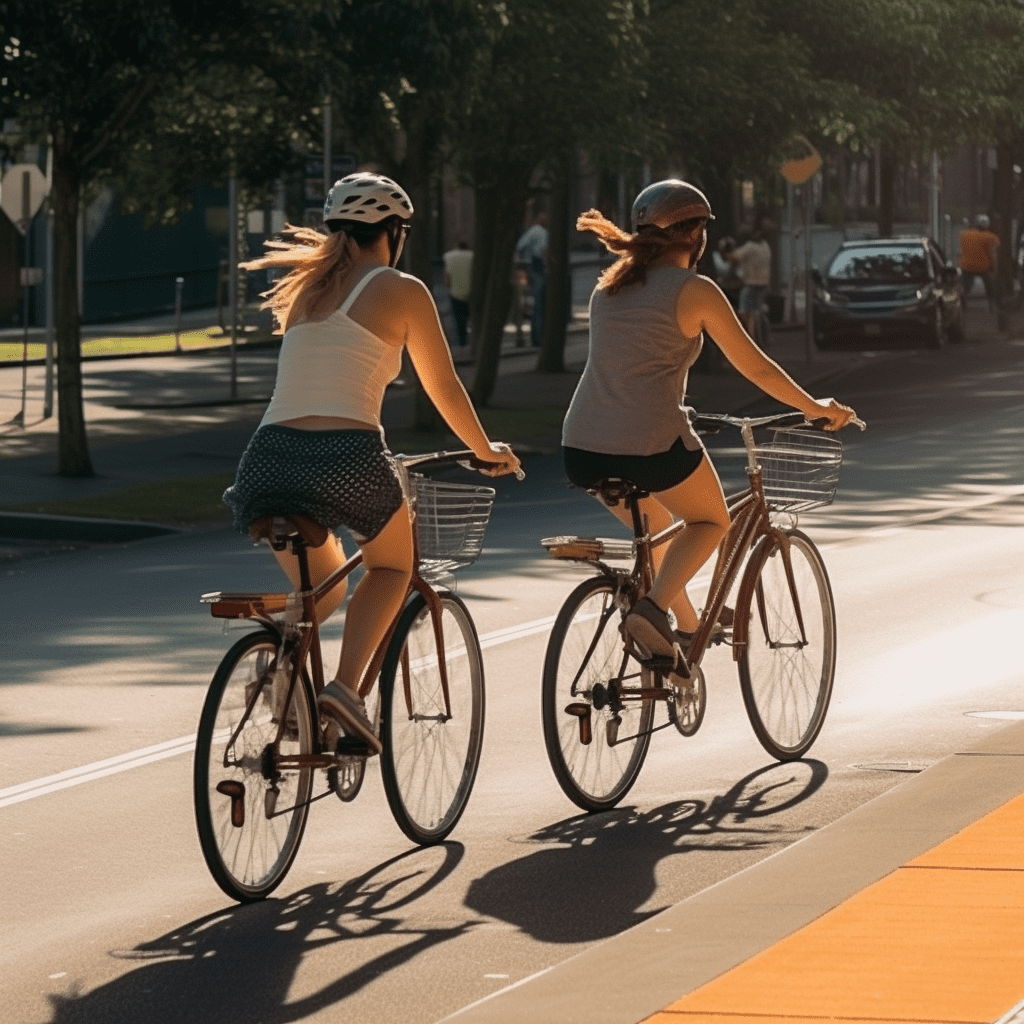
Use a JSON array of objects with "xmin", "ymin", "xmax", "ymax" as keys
[{"xmin": 576, "ymin": 208, "xmax": 706, "ymax": 296}]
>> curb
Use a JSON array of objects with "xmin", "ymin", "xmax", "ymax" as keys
[{"xmin": 0, "ymin": 511, "xmax": 179, "ymax": 543}]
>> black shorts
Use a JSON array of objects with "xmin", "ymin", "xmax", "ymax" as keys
[
  {"xmin": 223, "ymin": 425, "xmax": 405, "ymax": 543},
  {"xmin": 562, "ymin": 437, "xmax": 705, "ymax": 494}
]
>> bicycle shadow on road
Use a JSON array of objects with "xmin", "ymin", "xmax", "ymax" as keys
[
  {"xmin": 41, "ymin": 844, "xmax": 481, "ymax": 1024},
  {"xmin": 465, "ymin": 759, "xmax": 829, "ymax": 945}
]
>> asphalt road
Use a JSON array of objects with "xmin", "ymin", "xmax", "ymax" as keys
[{"xmin": 2, "ymin": 335, "xmax": 1024, "ymax": 1024}]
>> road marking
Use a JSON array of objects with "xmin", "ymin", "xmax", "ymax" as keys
[
  {"xmin": 0, "ymin": 734, "xmax": 197, "ymax": 809},
  {"xmin": 4, "ymin": 474, "xmax": 1021, "ymax": 810},
  {"xmin": 0, "ymin": 617, "xmax": 561, "ymax": 809}
]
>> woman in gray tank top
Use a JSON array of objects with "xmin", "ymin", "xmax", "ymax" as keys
[{"xmin": 563, "ymin": 180, "xmax": 857, "ymax": 665}]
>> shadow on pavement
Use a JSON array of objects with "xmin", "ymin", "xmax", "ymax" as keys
[
  {"xmin": 464, "ymin": 760, "xmax": 829, "ymax": 944},
  {"xmin": 43, "ymin": 845, "xmax": 478, "ymax": 1024}
]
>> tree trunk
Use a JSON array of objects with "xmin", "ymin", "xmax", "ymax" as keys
[
  {"xmin": 401, "ymin": 117, "xmax": 443, "ymax": 432},
  {"xmin": 470, "ymin": 165, "xmax": 530, "ymax": 406},
  {"xmin": 52, "ymin": 127, "xmax": 94, "ymax": 478},
  {"xmin": 537, "ymin": 150, "xmax": 571, "ymax": 373},
  {"xmin": 878, "ymin": 144, "xmax": 896, "ymax": 238},
  {"xmin": 995, "ymin": 139, "xmax": 1014, "ymax": 331}
]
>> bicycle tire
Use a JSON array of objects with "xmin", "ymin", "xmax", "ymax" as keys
[
  {"xmin": 542, "ymin": 575, "xmax": 653, "ymax": 811},
  {"xmin": 194, "ymin": 629, "xmax": 316, "ymax": 901},
  {"xmin": 379, "ymin": 592, "xmax": 485, "ymax": 844},
  {"xmin": 737, "ymin": 529, "xmax": 836, "ymax": 761}
]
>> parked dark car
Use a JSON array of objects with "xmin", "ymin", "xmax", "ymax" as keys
[{"xmin": 814, "ymin": 238, "xmax": 965, "ymax": 350}]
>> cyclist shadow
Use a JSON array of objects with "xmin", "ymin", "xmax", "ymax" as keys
[
  {"xmin": 465, "ymin": 760, "xmax": 828, "ymax": 944},
  {"xmin": 44, "ymin": 844, "xmax": 477, "ymax": 1024}
]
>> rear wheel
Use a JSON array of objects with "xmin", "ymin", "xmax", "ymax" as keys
[
  {"xmin": 380, "ymin": 592, "xmax": 485, "ymax": 844},
  {"xmin": 737, "ymin": 531, "xmax": 836, "ymax": 761},
  {"xmin": 542, "ymin": 576, "xmax": 653, "ymax": 811},
  {"xmin": 194, "ymin": 630, "xmax": 315, "ymax": 901}
]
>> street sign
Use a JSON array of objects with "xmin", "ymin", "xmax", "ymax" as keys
[
  {"xmin": 780, "ymin": 135, "xmax": 822, "ymax": 186},
  {"xmin": 0, "ymin": 162, "xmax": 47, "ymax": 233}
]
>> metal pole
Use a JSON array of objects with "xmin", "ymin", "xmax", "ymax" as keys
[
  {"xmin": 786, "ymin": 181, "xmax": 795, "ymax": 323},
  {"xmin": 174, "ymin": 276, "xmax": 184, "ymax": 352},
  {"xmin": 229, "ymin": 176, "xmax": 238, "ymax": 399},
  {"xmin": 930, "ymin": 151, "xmax": 940, "ymax": 241},
  {"xmin": 323, "ymin": 77, "xmax": 332, "ymax": 202},
  {"xmin": 43, "ymin": 144, "xmax": 54, "ymax": 419},
  {"xmin": 804, "ymin": 182, "xmax": 814, "ymax": 363},
  {"xmin": 12, "ymin": 171, "xmax": 30, "ymax": 426}
]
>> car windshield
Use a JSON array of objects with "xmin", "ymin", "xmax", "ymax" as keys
[{"xmin": 828, "ymin": 245, "xmax": 929, "ymax": 283}]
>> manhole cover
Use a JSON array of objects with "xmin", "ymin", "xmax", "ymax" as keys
[
  {"xmin": 851, "ymin": 761, "xmax": 933, "ymax": 773},
  {"xmin": 965, "ymin": 710, "xmax": 1024, "ymax": 720}
]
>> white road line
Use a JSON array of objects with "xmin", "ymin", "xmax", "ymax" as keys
[
  {"xmin": 5, "ymin": 475, "xmax": 1019, "ymax": 810},
  {"xmin": 0, "ymin": 735, "xmax": 198, "ymax": 809},
  {"xmin": 0, "ymin": 617, "xmax": 559, "ymax": 809}
]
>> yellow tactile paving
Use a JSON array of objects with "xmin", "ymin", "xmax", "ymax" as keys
[{"xmin": 644, "ymin": 795, "xmax": 1024, "ymax": 1024}]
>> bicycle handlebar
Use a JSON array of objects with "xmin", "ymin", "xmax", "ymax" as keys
[
  {"xmin": 396, "ymin": 448, "xmax": 526, "ymax": 480},
  {"xmin": 692, "ymin": 412, "xmax": 866, "ymax": 433}
]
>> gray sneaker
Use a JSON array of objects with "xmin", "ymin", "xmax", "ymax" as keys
[
  {"xmin": 624, "ymin": 596, "xmax": 683, "ymax": 664},
  {"xmin": 317, "ymin": 682, "xmax": 382, "ymax": 755}
]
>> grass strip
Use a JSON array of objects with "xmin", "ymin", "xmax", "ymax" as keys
[
  {"xmin": 0, "ymin": 328, "xmax": 274, "ymax": 363},
  {"xmin": 1, "ymin": 406, "xmax": 565, "ymax": 525}
]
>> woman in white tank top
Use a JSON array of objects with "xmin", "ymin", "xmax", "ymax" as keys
[
  {"xmin": 224, "ymin": 174, "xmax": 520, "ymax": 750},
  {"xmin": 566, "ymin": 180, "xmax": 857, "ymax": 666}
]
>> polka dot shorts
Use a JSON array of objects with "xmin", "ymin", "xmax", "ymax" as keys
[{"xmin": 223, "ymin": 425, "xmax": 406, "ymax": 543}]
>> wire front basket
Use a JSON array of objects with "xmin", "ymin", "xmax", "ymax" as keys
[
  {"xmin": 411, "ymin": 473, "xmax": 496, "ymax": 579},
  {"xmin": 754, "ymin": 428, "xmax": 843, "ymax": 512}
]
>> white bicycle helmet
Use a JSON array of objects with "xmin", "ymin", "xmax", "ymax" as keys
[
  {"xmin": 323, "ymin": 173, "xmax": 414, "ymax": 224},
  {"xmin": 631, "ymin": 179, "xmax": 714, "ymax": 231}
]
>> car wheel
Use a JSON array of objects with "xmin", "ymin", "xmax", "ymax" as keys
[
  {"xmin": 947, "ymin": 307, "xmax": 966, "ymax": 344},
  {"xmin": 926, "ymin": 305, "xmax": 945, "ymax": 349}
]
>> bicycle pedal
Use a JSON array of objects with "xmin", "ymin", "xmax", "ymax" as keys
[
  {"xmin": 606, "ymin": 715, "xmax": 621, "ymax": 746},
  {"xmin": 334, "ymin": 735, "xmax": 374, "ymax": 758},
  {"xmin": 564, "ymin": 702, "xmax": 592, "ymax": 745},
  {"xmin": 216, "ymin": 780, "xmax": 246, "ymax": 828}
]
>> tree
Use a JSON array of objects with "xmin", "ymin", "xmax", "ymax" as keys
[
  {"xmin": 455, "ymin": 0, "xmax": 648, "ymax": 405},
  {"xmin": 332, "ymin": 0, "xmax": 494, "ymax": 428},
  {"xmin": 1, "ymin": 0, "xmax": 339, "ymax": 476}
]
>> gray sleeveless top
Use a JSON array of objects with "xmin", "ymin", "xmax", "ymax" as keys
[{"xmin": 562, "ymin": 265, "xmax": 704, "ymax": 456}]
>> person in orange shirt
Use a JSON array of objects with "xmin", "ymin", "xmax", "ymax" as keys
[{"xmin": 959, "ymin": 214, "xmax": 1000, "ymax": 311}]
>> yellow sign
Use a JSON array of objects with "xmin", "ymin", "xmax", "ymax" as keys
[{"xmin": 780, "ymin": 135, "xmax": 822, "ymax": 185}]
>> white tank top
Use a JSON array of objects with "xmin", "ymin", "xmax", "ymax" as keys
[{"xmin": 259, "ymin": 266, "xmax": 403, "ymax": 430}]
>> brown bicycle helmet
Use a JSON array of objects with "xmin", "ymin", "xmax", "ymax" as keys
[{"xmin": 631, "ymin": 179, "xmax": 714, "ymax": 231}]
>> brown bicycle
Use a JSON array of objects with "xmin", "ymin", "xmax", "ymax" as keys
[
  {"xmin": 193, "ymin": 450, "xmax": 503, "ymax": 902},
  {"xmin": 541, "ymin": 411, "xmax": 859, "ymax": 812}
]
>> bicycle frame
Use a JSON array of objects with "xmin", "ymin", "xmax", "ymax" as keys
[
  {"xmin": 204, "ymin": 451, "xmax": 485, "ymax": 772},
  {"xmin": 619, "ymin": 419, "xmax": 807, "ymax": 674}
]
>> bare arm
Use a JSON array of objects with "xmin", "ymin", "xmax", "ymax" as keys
[
  {"xmin": 677, "ymin": 275, "xmax": 857, "ymax": 430},
  {"xmin": 399, "ymin": 277, "xmax": 521, "ymax": 475}
]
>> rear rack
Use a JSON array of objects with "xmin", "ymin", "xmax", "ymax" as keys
[
  {"xmin": 542, "ymin": 536, "xmax": 635, "ymax": 562},
  {"xmin": 200, "ymin": 591, "xmax": 289, "ymax": 620}
]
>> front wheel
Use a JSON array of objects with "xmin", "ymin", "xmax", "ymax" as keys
[
  {"xmin": 542, "ymin": 575, "xmax": 653, "ymax": 811},
  {"xmin": 194, "ymin": 629, "xmax": 316, "ymax": 901},
  {"xmin": 737, "ymin": 530, "xmax": 836, "ymax": 761},
  {"xmin": 380, "ymin": 592, "xmax": 485, "ymax": 844}
]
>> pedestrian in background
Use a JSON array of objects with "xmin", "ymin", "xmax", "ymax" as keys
[
  {"xmin": 959, "ymin": 214, "xmax": 1000, "ymax": 311},
  {"xmin": 712, "ymin": 235, "xmax": 741, "ymax": 309},
  {"xmin": 515, "ymin": 211, "xmax": 549, "ymax": 347},
  {"xmin": 443, "ymin": 239, "xmax": 473, "ymax": 349},
  {"xmin": 728, "ymin": 223, "xmax": 772, "ymax": 347}
]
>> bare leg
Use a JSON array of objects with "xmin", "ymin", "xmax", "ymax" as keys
[
  {"xmin": 601, "ymin": 457, "xmax": 729, "ymax": 631},
  {"xmin": 334, "ymin": 502, "xmax": 414, "ymax": 694},
  {"xmin": 271, "ymin": 532, "xmax": 349, "ymax": 622}
]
